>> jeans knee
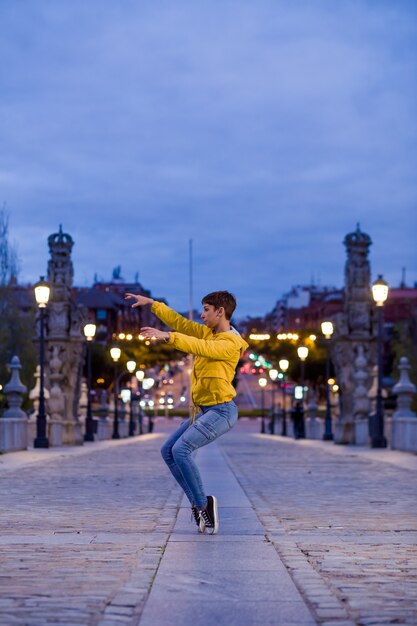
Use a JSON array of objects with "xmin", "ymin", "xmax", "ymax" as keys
[
  {"xmin": 160, "ymin": 441, "xmax": 172, "ymax": 463},
  {"xmin": 171, "ymin": 440, "xmax": 187, "ymax": 463}
]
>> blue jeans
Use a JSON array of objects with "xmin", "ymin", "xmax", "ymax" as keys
[{"xmin": 160, "ymin": 401, "xmax": 238, "ymax": 509}]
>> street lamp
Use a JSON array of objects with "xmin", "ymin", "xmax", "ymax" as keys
[
  {"xmin": 142, "ymin": 377, "xmax": 155, "ymax": 432},
  {"xmin": 34, "ymin": 276, "xmax": 50, "ymax": 448},
  {"xmin": 110, "ymin": 346, "xmax": 121, "ymax": 439},
  {"xmin": 320, "ymin": 321, "xmax": 334, "ymax": 441},
  {"xmin": 258, "ymin": 377, "xmax": 268, "ymax": 434},
  {"xmin": 135, "ymin": 369, "xmax": 145, "ymax": 434},
  {"xmin": 297, "ymin": 346, "xmax": 309, "ymax": 406},
  {"xmin": 83, "ymin": 323, "xmax": 97, "ymax": 442},
  {"xmin": 371, "ymin": 275, "xmax": 389, "ymax": 448},
  {"xmin": 268, "ymin": 369, "xmax": 278, "ymax": 434},
  {"xmin": 126, "ymin": 360, "xmax": 136, "ymax": 436},
  {"xmin": 279, "ymin": 358, "xmax": 289, "ymax": 436}
]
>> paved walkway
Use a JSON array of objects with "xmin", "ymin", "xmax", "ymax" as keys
[{"xmin": 0, "ymin": 418, "xmax": 416, "ymax": 626}]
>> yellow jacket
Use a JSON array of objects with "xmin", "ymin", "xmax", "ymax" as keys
[{"xmin": 151, "ymin": 301, "xmax": 248, "ymax": 407}]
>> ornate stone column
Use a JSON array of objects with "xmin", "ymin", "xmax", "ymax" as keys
[
  {"xmin": 44, "ymin": 226, "xmax": 86, "ymax": 445},
  {"xmin": 332, "ymin": 225, "xmax": 377, "ymax": 444}
]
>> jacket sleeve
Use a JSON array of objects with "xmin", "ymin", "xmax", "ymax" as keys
[
  {"xmin": 151, "ymin": 301, "xmax": 206, "ymax": 338},
  {"xmin": 168, "ymin": 332, "xmax": 237, "ymax": 360}
]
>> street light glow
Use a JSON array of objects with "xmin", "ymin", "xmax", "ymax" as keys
[
  {"xmin": 249, "ymin": 333, "xmax": 270, "ymax": 341},
  {"xmin": 136, "ymin": 370, "xmax": 145, "ymax": 382},
  {"xmin": 321, "ymin": 321, "xmax": 334, "ymax": 339},
  {"xmin": 258, "ymin": 377, "xmax": 268, "ymax": 388},
  {"xmin": 34, "ymin": 276, "xmax": 50, "ymax": 308},
  {"xmin": 269, "ymin": 369, "xmax": 279, "ymax": 381},
  {"xmin": 297, "ymin": 346, "xmax": 309, "ymax": 361},
  {"xmin": 126, "ymin": 360, "xmax": 136, "ymax": 373},
  {"xmin": 279, "ymin": 358, "xmax": 289, "ymax": 372},
  {"xmin": 83, "ymin": 323, "xmax": 97, "ymax": 341},
  {"xmin": 110, "ymin": 347, "xmax": 121, "ymax": 362},
  {"xmin": 372, "ymin": 275, "xmax": 389, "ymax": 307}
]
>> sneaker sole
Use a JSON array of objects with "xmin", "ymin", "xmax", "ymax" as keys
[{"xmin": 209, "ymin": 496, "xmax": 219, "ymax": 535}]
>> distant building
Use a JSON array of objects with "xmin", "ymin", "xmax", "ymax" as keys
[
  {"xmin": 270, "ymin": 284, "xmax": 342, "ymax": 332},
  {"xmin": 383, "ymin": 287, "xmax": 417, "ymax": 327},
  {"xmin": 12, "ymin": 270, "xmax": 169, "ymax": 344},
  {"xmin": 75, "ymin": 275, "xmax": 168, "ymax": 343}
]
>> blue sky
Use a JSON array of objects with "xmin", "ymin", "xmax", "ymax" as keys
[{"xmin": 1, "ymin": 1, "xmax": 416, "ymax": 316}]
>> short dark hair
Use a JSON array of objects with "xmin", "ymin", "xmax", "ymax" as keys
[{"xmin": 202, "ymin": 291, "xmax": 237, "ymax": 320}]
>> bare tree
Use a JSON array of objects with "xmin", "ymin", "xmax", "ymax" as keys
[
  {"xmin": 0, "ymin": 208, "xmax": 34, "ymax": 405},
  {"xmin": 0, "ymin": 206, "xmax": 20, "ymax": 286}
]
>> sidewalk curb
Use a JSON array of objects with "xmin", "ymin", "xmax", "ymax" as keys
[
  {"xmin": 255, "ymin": 433, "xmax": 417, "ymax": 472},
  {"xmin": 0, "ymin": 433, "xmax": 163, "ymax": 473}
]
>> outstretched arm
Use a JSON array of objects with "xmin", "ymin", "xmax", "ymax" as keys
[
  {"xmin": 125, "ymin": 294, "xmax": 206, "ymax": 338},
  {"xmin": 140, "ymin": 327, "xmax": 236, "ymax": 360}
]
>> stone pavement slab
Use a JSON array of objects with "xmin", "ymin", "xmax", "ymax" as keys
[
  {"xmin": 2, "ymin": 418, "xmax": 417, "ymax": 625},
  {"xmin": 139, "ymin": 442, "xmax": 316, "ymax": 626},
  {"xmin": 219, "ymin": 422, "xmax": 417, "ymax": 626},
  {"xmin": 0, "ymin": 430, "xmax": 183, "ymax": 626}
]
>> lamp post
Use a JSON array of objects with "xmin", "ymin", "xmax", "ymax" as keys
[
  {"xmin": 297, "ymin": 346, "xmax": 309, "ymax": 407},
  {"xmin": 259, "ymin": 377, "xmax": 267, "ymax": 433},
  {"xmin": 371, "ymin": 275, "xmax": 389, "ymax": 448},
  {"xmin": 142, "ymin": 376, "xmax": 155, "ymax": 432},
  {"xmin": 34, "ymin": 277, "xmax": 50, "ymax": 448},
  {"xmin": 279, "ymin": 358, "xmax": 289, "ymax": 436},
  {"xmin": 126, "ymin": 360, "xmax": 136, "ymax": 436},
  {"xmin": 136, "ymin": 369, "xmax": 145, "ymax": 434},
  {"xmin": 110, "ymin": 346, "xmax": 121, "ymax": 439},
  {"xmin": 83, "ymin": 323, "xmax": 97, "ymax": 442},
  {"xmin": 269, "ymin": 369, "xmax": 278, "ymax": 434},
  {"xmin": 321, "ymin": 321, "xmax": 334, "ymax": 441}
]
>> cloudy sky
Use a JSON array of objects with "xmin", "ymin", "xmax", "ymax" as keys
[{"xmin": 1, "ymin": 0, "xmax": 416, "ymax": 316}]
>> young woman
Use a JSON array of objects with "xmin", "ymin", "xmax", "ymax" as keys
[{"xmin": 125, "ymin": 290, "xmax": 248, "ymax": 534}]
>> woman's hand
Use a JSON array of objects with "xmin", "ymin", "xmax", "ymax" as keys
[
  {"xmin": 125, "ymin": 293, "xmax": 154, "ymax": 308},
  {"xmin": 140, "ymin": 327, "xmax": 170, "ymax": 343}
]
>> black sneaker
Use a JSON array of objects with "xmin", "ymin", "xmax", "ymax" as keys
[
  {"xmin": 199, "ymin": 495, "xmax": 218, "ymax": 535},
  {"xmin": 191, "ymin": 505, "xmax": 204, "ymax": 532}
]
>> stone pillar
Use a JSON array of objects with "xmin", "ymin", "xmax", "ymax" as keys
[
  {"xmin": 118, "ymin": 400, "xmax": 129, "ymax": 438},
  {"xmin": 43, "ymin": 226, "xmax": 86, "ymax": 445},
  {"xmin": 391, "ymin": 357, "xmax": 417, "ymax": 452},
  {"xmin": 332, "ymin": 225, "xmax": 377, "ymax": 444},
  {"xmin": 0, "ymin": 356, "xmax": 28, "ymax": 452},
  {"xmin": 305, "ymin": 397, "xmax": 323, "ymax": 440},
  {"xmin": 96, "ymin": 390, "xmax": 112, "ymax": 440}
]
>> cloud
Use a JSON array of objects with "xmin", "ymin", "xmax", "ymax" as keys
[{"xmin": 1, "ymin": 0, "xmax": 416, "ymax": 315}]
